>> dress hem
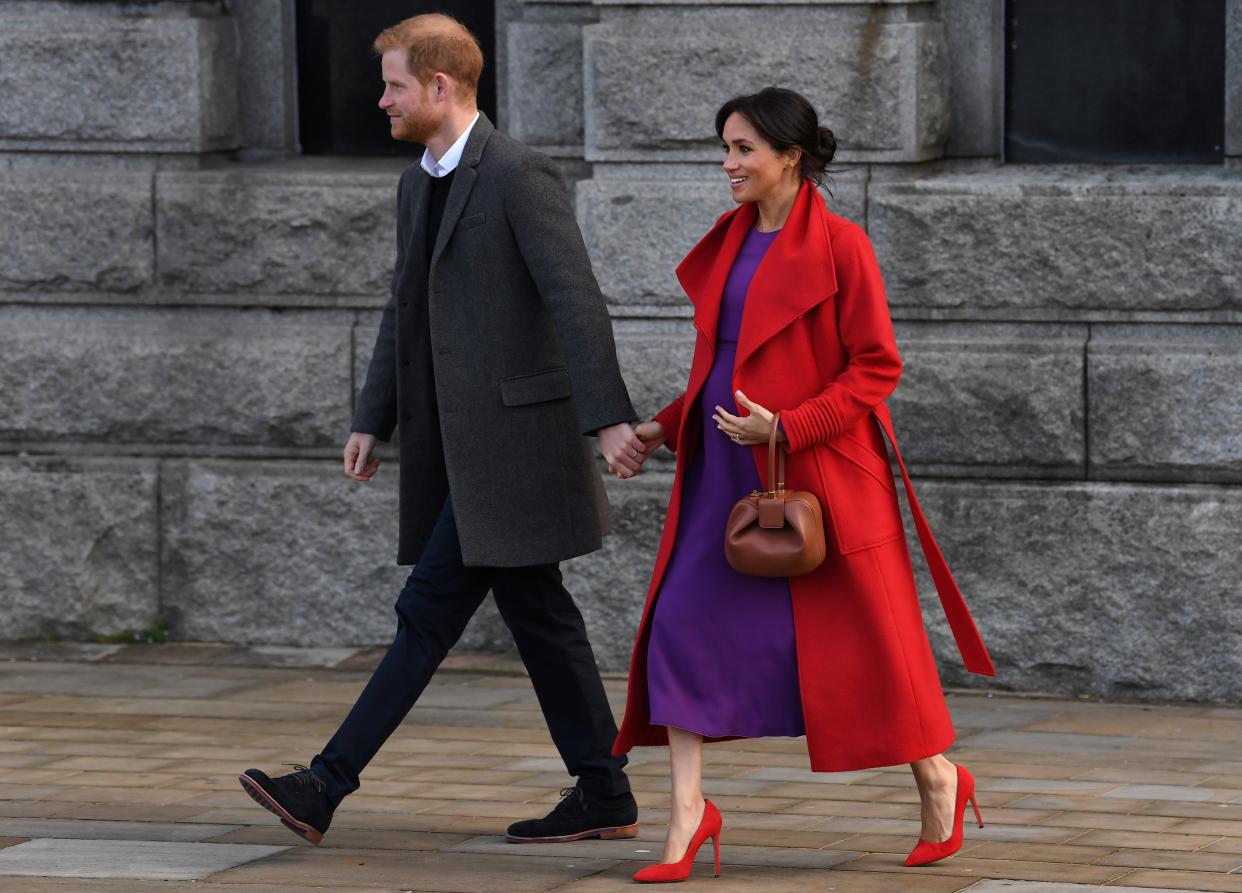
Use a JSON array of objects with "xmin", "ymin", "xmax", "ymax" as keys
[{"xmin": 650, "ymin": 717, "xmax": 806, "ymax": 742}]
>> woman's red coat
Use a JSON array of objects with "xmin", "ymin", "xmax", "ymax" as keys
[{"xmin": 612, "ymin": 181, "xmax": 994, "ymax": 771}]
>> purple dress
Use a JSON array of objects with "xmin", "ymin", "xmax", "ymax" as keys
[{"xmin": 646, "ymin": 226, "xmax": 806, "ymax": 739}]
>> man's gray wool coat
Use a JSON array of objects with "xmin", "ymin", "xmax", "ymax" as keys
[{"xmin": 352, "ymin": 113, "xmax": 636, "ymax": 567}]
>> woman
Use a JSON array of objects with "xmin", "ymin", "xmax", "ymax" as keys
[{"xmin": 612, "ymin": 88, "xmax": 995, "ymax": 884}]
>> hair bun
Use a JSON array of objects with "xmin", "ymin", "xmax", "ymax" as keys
[{"xmin": 816, "ymin": 126, "xmax": 837, "ymax": 164}]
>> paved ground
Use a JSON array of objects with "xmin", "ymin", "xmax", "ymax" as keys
[{"xmin": 0, "ymin": 643, "xmax": 1240, "ymax": 893}]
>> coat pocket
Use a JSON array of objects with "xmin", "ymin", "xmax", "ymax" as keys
[
  {"xmin": 814, "ymin": 442, "xmax": 904, "ymax": 554},
  {"xmin": 828, "ymin": 428, "xmax": 898, "ymax": 494},
  {"xmin": 500, "ymin": 366, "xmax": 573, "ymax": 406},
  {"xmin": 456, "ymin": 211, "xmax": 486, "ymax": 232}
]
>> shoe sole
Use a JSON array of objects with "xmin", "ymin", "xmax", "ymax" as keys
[
  {"xmin": 237, "ymin": 773, "xmax": 324, "ymax": 846},
  {"xmin": 506, "ymin": 823, "xmax": 639, "ymax": 844}
]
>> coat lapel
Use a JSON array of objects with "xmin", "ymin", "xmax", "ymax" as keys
[
  {"xmin": 675, "ymin": 202, "xmax": 755, "ymax": 351},
  {"xmin": 430, "ymin": 112, "xmax": 495, "ymax": 270},
  {"xmin": 734, "ymin": 180, "xmax": 838, "ymax": 370},
  {"xmin": 673, "ymin": 180, "xmax": 840, "ymax": 372}
]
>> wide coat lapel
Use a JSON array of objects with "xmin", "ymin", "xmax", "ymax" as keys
[
  {"xmin": 674, "ymin": 180, "xmax": 840, "ymax": 377},
  {"xmin": 675, "ymin": 203, "xmax": 754, "ymax": 352},
  {"xmin": 430, "ymin": 112, "xmax": 495, "ymax": 271},
  {"xmin": 735, "ymin": 180, "xmax": 838, "ymax": 370}
]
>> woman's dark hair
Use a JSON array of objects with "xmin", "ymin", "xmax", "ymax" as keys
[{"xmin": 714, "ymin": 87, "xmax": 837, "ymax": 190}]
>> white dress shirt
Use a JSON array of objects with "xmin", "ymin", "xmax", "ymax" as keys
[{"xmin": 420, "ymin": 112, "xmax": 481, "ymax": 178}]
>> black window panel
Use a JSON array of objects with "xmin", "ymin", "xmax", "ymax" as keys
[
  {"xmin": 296, "ymin": 0, "xmax": 496, "ymax": 156},
  {"xmin": 1005, "ymin": 0, "xmax": 1225, "ymax": 163}
]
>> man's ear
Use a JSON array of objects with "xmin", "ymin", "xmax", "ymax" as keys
[{"xmin": 433, "ymin": 72, "xmax": 452, "ymax": 101}]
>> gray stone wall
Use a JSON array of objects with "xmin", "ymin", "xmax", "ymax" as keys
[{"xmin": 2, "ymin": 0, "xmax": 1240, "ymax": 704}]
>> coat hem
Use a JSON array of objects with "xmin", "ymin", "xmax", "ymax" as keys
[{"xmin": 617, "ymin": 729, "xmax": 956, "ymax": 773}]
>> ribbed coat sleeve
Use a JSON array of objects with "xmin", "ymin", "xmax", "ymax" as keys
[{"xmin": 779, "ymin": 224, "xmax": 902, "ymax": 452}]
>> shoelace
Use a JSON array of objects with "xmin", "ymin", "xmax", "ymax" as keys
[
  {"xmin": 283, "ymin": 763, "xmax": 326, "ymax": 794},
  {"xmin": 551, "ymin": 786, "xmax": 586, "ymax": 815}
]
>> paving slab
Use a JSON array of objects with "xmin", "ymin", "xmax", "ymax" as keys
[
  {"xmin": 563, "ymin": 862, "xmax": 976, "ymax": 891},
  {"xmin": 1101, "ymin": 871, "xmax": 1242, "ymax": 892},
  {"xmin": 964, "ymin": 883, "xmax": 1194, "ymax": 893},
  {"xmin": 0, "ymin": 648, "xmax": 1241, "ymax": 892},
  {"xmin": 1095, "ymin": 848, "xmax": 1242, "ymax": 872},
  {"xmin": 207, "ymin": 847, "xmax": 619, "ymax": 891},
  {"xmin": 0, "ymin": 838, "xmax": 286, "ymax": 880},
  {"xmin": 447, "ymin": 833, "xmax": 862, "ymax": 870},
  {"xmin": 0, "ymin": 881, "xmax": 395, "ymax": 893},
  {"xmin": 0, "ymin": 818, "xmax": 239, "ymax": 842}
]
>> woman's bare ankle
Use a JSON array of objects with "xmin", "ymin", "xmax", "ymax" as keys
[{"xmin": 669, "ymin": 795, "xmax": 705, "ymax": 825}]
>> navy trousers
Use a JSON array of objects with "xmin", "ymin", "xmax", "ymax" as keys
[{"xmin": 311, "ymin": 496, "xmax": 630, "ymax": 807}]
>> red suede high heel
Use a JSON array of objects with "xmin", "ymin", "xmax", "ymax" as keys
[
  {"xmin": 904, "ymin": 764, "xmax": 983, "ymax": 867},
  {"xmin": 633, "ymin": 799, "xmax": 722, "ymax": 883}
]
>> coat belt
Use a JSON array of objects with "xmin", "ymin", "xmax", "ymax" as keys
[{"xmin": 873, "ymin": 404, "xmax": 996, "ymax": 677}]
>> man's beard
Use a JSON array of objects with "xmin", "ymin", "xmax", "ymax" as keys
[{"xmin": 391, "ymin": 106, "xmax": 440, "ymax": 143}]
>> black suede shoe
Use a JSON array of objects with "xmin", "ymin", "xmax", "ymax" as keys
[
  {"xmin": 506, "ymin": 786, "xmax": 639, "ymax": 843},
  {"xmin": 238, "ymin": 764, "xmax": 334, "ymax": 845}
]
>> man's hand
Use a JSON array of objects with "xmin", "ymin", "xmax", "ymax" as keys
[
  {"xmin": 598, "ymin": 422, "xmax": 646, "ymax": 479},
  {"xmin": 343, "ymin": 432, "xmax": 381, "ymax": 481}
]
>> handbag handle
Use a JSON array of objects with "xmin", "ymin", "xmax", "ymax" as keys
[{"xmin": 765, "ymin": 411, "xmax": 786, "ymax": 495}]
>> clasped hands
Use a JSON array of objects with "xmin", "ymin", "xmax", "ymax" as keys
[{"xmin": 601, "ymin": 390, "xmax": 783, "ymax": 479}]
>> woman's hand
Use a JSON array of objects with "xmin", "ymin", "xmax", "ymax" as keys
[
  {"xmin": 608, "ymin": 420, "xmax": 666, "ymax": 477},
  {"xmin": 634, "ymin": 420, "xmax": 666, "ymax": 451},
  {"xmin": 713, "ymin": 390, "xmax": 786, "ymax": 446}
]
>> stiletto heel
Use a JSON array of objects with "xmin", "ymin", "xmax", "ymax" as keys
[
  {"xmin": 904, "ymin": 764, "xmax": 982, "ymax": 867},
  {"xmin": 970, "ymin": 794, "xmax": 984, "ymax": 829},
  {"xmin": 633, "ymin": 799, "xmax": 724, "ymax": 883}
]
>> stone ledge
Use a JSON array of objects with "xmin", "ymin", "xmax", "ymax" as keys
[
  {"xmin": 0, "ymin": 457, "xmax": 158, "ymax": 640},
  {"xmin": 869, "ymin": 164, "xmax": 1242, "ymax": 312},
  {"xmin": 912, "ymin": 479, "xmax": 1242, "ymax": 701},
  {"xmin": 1089, "ymin": 324, "xmax": 1242, "ymax": 481},
  {"xmin": 0, "ymin": 307, "xmax": 354, "ymax": 448},
  {"xmin": 155, "ymin": 165, "xmax": 401, "ymax": 296},
  {"xmin": 506, "ymin": 23, "xmax": 585, "ymax": 148},
  {"xmin": 891, "ymin": 321, "xmax": 1086, "ymax": 472},
  {"xmin": 159, "ymin": 460, "xmax": 405, "ymax": 645},
  {"xmin": 0, "ymin": 172, "xmax": 153, "ymax": 293},
  {"xmin": 591, "ymin": 0, "xmax": 935, "ymax": 4},
  {"xmin": 0, "ymin": 12, "xmax": 237, "ymax": 153},
  {"xmin": 584, "ymin": 8, "xmax": 947, "ymax": 163}
]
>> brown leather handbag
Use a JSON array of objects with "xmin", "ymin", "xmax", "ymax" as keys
[{"xmin": 724, "ymin": 412, "xmax": 827, "ymax": 577}]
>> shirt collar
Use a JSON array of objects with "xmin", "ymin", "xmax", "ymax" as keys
[{"xmin": 420, "ymin": 111, "xmax": 481, "ymax": 178}]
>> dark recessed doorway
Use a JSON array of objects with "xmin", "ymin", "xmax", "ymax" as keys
[
  {"xmin": 1005, "ymin": 0, "xmax": 1225, "ymax": 163},
  {"xmin": 295, "ymin": 0, "xmax": 497, "ymax": 156}
]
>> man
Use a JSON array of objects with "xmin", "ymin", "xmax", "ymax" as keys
[{"xmin": 238, "ymin": 13, "xmax": 646, "ymax": 847}]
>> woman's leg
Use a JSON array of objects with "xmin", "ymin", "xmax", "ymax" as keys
[
  {"xmin": 660, "ymin": 726, "xmax": 706, "ymax": 862},
  {"xmin": 910, "ymin": 753, "xmax": 958, "ymax": 842}
]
